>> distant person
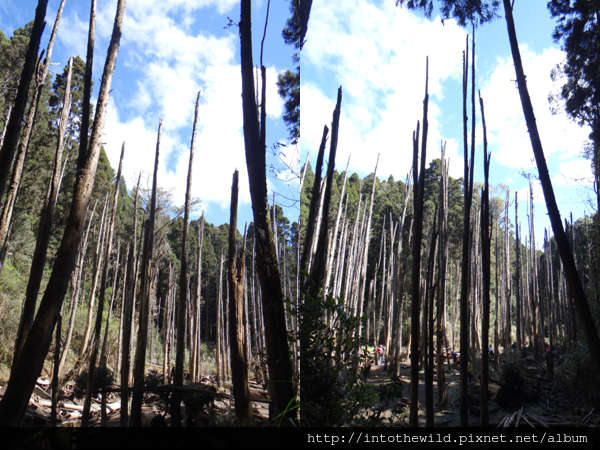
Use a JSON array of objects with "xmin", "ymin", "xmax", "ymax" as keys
[
  {"xmin": 377, "ymin": 344, "xmax": 384, "ymax": 365},
  {"xmin": 452, "ymin": 351, "xmax": 458, "ymax": 365},
  {"xmin": 522, "ymin": 344, "xmax": 527, "ymax": 358},
  {"xmin": 511, "ymin": 342, "xmax": 517, "ymax": 353}
]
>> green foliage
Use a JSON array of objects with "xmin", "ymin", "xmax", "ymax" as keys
[
  {"xmin": 300, "ymin": 289, "xmax": 403, "ymax": 426},
  {"xmin": 0, "ymin": 21, "xmax": 32, "ymax": 116},
  {"xmin": 278, "ymin": 0, "xmax": 300, "ymax": 144},
  {"xmin": 395, "ymin": 0, "xmax": 500, "ymax": 27},
  {"xmin": 548, "ymin": 0, "xmax": 600, "ymax": 142}
]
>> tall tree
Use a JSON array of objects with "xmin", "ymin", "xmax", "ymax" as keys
[
  {"xmin": 409, "ymin": 57, "xmax": 429, "ymax": 428},
  {"xmin": 228, "ymin": 170, "xmax": 253, "ymax": 424},
  {"xmin": 502, "ymin": 0, "xmax": 600, "ymax": 379},
  {"xmin": 240, "ymin": 0, "xmax": 296, "ymax": 421},
  {"xmin": 172, "ymin": 92, "xmax": 200, "ymax": 426},
  {"xmin": 0, "ymin": 0, "xmax": 126, "ymax": 427},
  {"xmin": 479, "ymin": 91, "xmax": 491, "ymax": 426},
  {"xmin": 130, "ymin": 120, "xmax": 161, "ymax": 427},
  {"xmin": 0, "ymin": 0, "xmax": 47, "ymax": 201},
  {"xmin": 12, "ymin": 53, "xmax": 72, "ymax": 366},
  {"xmin": 81, "ymin": 143, "xmax": 125, "ymax": 427},
  {"xmin": 397, "ymin": 0, "xmax": 600, "ymax": 386},
  {"xmin": 548, "ymin": 0, "xmax": 600, "ymax": 211}
]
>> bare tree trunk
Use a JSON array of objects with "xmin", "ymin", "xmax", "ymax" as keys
[
  {"xmin": 171, "ymin": 92, "xmax": 200, "ymax": 426},
  {"xmin": 0, "ymin": 0, "xmax": 47, "ymax": 202},
  {"xmin": 503, "ymin": 0, "xmax": 600, "ymax": 379},
  {"xmin": 216, "ymin": 252, "xmax": 224, "ymax": 387},
  {"xmin": 504, "ymin": 189, "xmax": 512, "ymax": 347},
  {"xmin": 424, "ymin": 206, "xmax": 438, "ymax": 427},
  {"xmin": 191, "ymin": 213, "xmax": 204, "ymax": 381},
  {"xmin": 228, "ymin": 170, "xmax": 253, "ymax": 424},
  {"xmin": 100, "ymin": 242, "xmax": 121, "ymax": 365},
  {"xmin": 310, "ymin": 87, "xmax": 342, "ymax": 295},
  {"xmin": 410, "ymin": 57, "xmax": 429, "ymax": 428},
  {"xmin": 515, "ymin": 191, "xmax": 521, "ymax": 351},
  {"xmin": 120, "ymin": 173, "xmax": 140, "ymax": 427},
  {"xmin": 300, "ymin": 126, "xmax": 328, "ymax": 280},
  {"xmin": 0, "ymin": 0, "xmax": 126, "ymax": 426},
  {"xmin": 479, "ymin": 92, "xmax": 491, "ymax": 427},
  {"xmin": 81, "ymin": 196, "xmax": 109, "ymax": 358},
  {"xmin": 0, "ymin": 106, "xmax": 12, "ymax": 149},
  {"xmin": 437, "ymin": 143, "xmax": 448, "ymax": 407},
  {"xmin": 81, "ymin": 143, "xmax": 124, "ymax": 427},
  {"xmin": 459, "ymin": 34, "xmax": 475, "ymax": 427},
  {"xmin": 12, "ymin": 56, "xmax": 73, "ymax": 366},
  {"xmin": 0, "ymin": 0, "xmax": 66, "ymax": 276},
  {"xmin": 240, "ymin": 0, "xmax": 295, "ymax": 421},
  {"xmin": 50, "ymin": 306, "xmax": 62, "ymax": 427},
  {"xmin": 59, "ymin": 202, "xmax": 96, "ymax": 375},
  {"xmin": 356, "ymin": 157, "xmax": 379, "ymax": 342},
  {"xmin": 130, "ymin": 118, "xmax": 162, "ymax": 427}
]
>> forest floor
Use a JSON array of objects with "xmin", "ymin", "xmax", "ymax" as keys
[
  {"xmin": 5, "ymin": 372, "xmax": 272, "ymax": 427},
  {"xmin": 363, "ymin": 348, "xmax": 600, "ymax": 427}
]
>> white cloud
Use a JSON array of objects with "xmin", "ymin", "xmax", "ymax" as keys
[
  {"xmin": 94, "ymin": 0, "xmax": 285, "ymax": 217},
  {"xmin": 302, "ymin": 0, "xmax": 467, "ymax": 182},
  {"xmin": 551, "ymin": 159, "xmax": 594, "ymax": 187},
  {"xmin": 479, "ymin": 46, "xmax": 589, "ymax": 170}
]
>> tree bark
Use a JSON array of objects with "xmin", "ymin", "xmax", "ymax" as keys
[
  {"xmin": 409, "ymin": 57, "xmax": 429, "ymax": 428},
  {"xmin": 81, "ymin": 143, "xmax": 125, "ymax": 427},
  {"xmin": 460, "ymin": 34, "xmax": 475, "ymax": 427},
  {"xmin": 130, "ymin": 117, "xmax": 161, "ymax": 427},
  {"xmin": 120, "ymin": 173, "xmax": 140, "ymax": 426},
  {"xmin": 172, "ymin": 91, "xmax": 200, "ymax": 426},
  {"xmin": 0, "ymin": 0, "xmax": 126, "ymax": 427},
  {"xmin": 0, "ymin": 0, "xmax": 66, "ymax": 276},
  {"xmin": 503, "ymin": 0, "xmax": 600, "ymax": 380},
  {"xmin": 0, "ymin": 0, "xmax": 47, "ymax": 201},
  {"xmin": 12, "ymin": 55, "xmax": 72, "ymax": 366},
  {"xmin": 228, "ymin": 170, "xmax": 253, "ymax": 424},
  {"xmin": 479, "ymin": 92, "xmax": 491, "ymax": 427},
  {"xmin": 240, "ymin": 0, "xmax": 295, "ymax": 421}
]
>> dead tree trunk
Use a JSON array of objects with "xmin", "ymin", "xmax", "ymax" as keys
[
  {"xmin": 300, "ymin": 126, "xmax": 328, "ymax": 282},
  {"xmin": 310, "ymin": 87, "xmax": 342, "ymax": 296},
  {"xmin": 437, "ymin": 143, "xmax": 449, "ymax": 407},
  {"xmin": 0, "ymin": 0, "xmax": 47, "ymax": 202},
  {"xmin": 503, "ymin": 0, "xmax": 600, "ymax": 379},
  {"xmin": 191, "ymin": 213, "xmax": 205, "ymax": 381},
  {"xmin": 81, "ymin": 195, "xmax": 109, "ymax": 358},
  {"xmin": 120, "ymin": 173, "xmax": 140, "ymax": 427},
  {"xmin": 59, "ymin": 201, "xmax": 96, "ymax": 376},
  {"xmin": 0, "ymin": 0, "xmax": 65, "ymax": 276},
  {"xmin": 515, "ymin": 191, "xmax": 521, "ymax": 350},
  {"xmin": 12, "ymin": 56, "xmax": 72, "ymax": 365},
  {"xmin": 460, "ymin": 34, "xmax": 475, "ymax": 427},
  {"xmin": 171, "ymin": 91, "xmax": 200, "ymax": 427},
  {"xmin": 240, "ymin": 0, "xmax": 295, "ymax": 421},
  {"xmin": 130, "ymin": 119, "xmax": 161, "ymax": 428},
  {"xmin": 81, "ymin": 143, "xmax": 124, "ymax": 427},
  {"xmin": 228, "ymin": 170, "xmax": 253, "ymax": 424},
  {"xmin": 409, "ymin": 57, "xmax": 429, "ymax": 428},
  {"xmin": 216, "ymin": 252, "xmax": 224, "ymax": 387},
  {"xmin": 479, "ymin": 92, "xmax": 491, "ymax": 427},
  {"xmin": 0, "ymin": 0, "xmax": 126, "ymax": 427}
]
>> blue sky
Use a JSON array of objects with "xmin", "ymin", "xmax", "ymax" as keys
[
  {"xmin": 302, "ymin": 0, "xmax": 594, "ymax": 248},
  {"xmin": 2, "ymin": 0, "xmax": 299, "ymax": 230}
]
